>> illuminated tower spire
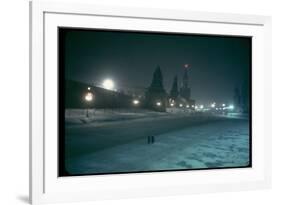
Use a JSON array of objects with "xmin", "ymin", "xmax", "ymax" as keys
[
  {"xmin": 180, "ymin": 64, "xmax": 191, "ymax": 100},
  {"xmin": 182, "ymin": 65, "xmax": 189, "ymax": 89}
]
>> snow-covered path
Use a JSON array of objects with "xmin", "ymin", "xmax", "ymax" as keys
[{"xmin": 65, "ymin": 116, "xmax": 250, "ymax": 175}]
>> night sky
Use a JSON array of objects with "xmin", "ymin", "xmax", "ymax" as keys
[{"xmin": 62, "ymin": 28, "xmax": 251, "ymax": 105}]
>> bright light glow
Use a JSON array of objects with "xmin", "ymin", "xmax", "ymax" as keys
[
  {"xmin": 102, "ymin": 79, "xmax": 114, "ymax": 90},
  {"xmin": 229, "ymin": 105, "xmax": 234, "ymax": 110},
  {"xmin": 85, "ymin": 92, "xmax": 93, "ymax": 102},
  {"xmin": 216, "ymin": 108, "xmax": 219, "ymax": 110},
  {"xmin": 133, "ymin": 100, "xmax": 140, "ymax": 105},
  {"xmin": 179, "ymin": 104, "xmax": 183, "ymax": 107},
  {"xmin": 133, "ymin": 99, "xmax": 139, "ymax": 105},
  {"xmin": 170, "ymin": 103, "xmax": 174, "ymax": 107},
  {"xmin": 222, "ymin": 103, "xmax": 226, "ymax": 107},
  {"xmin": 186, "ymin": 105, "xmax": 189, "ymax": 108},
  {"xmin": 192, "ymin": 105, "xmax": 195, "ymax": 108},
  {"xmin": 195, "ymin": 105, "xmax": 198, "ymax": 109},
  {"xmin": 200, "ymin": 105, "xmax": 204, "ymax": 109},
  {"xmin": 87, "ymin": 87, "xmax": 91, "ymax": 91},
  {"xmin": 211, "ymin": 103, "xmax": 216, "ymax": 108},
  {"xmin": 156, "ymin": 102, "xmax": 161, "ymax": 106}
]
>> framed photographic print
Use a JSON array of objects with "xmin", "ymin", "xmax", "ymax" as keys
[{"xmin": 30, "ymin": 1, "xmax": 271, "ymax": 204}]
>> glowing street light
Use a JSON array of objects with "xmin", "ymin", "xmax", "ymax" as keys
[
  {"xmin": 229, "ymin": 105, "xmax": 234, "ymax": 110},
  {"xmin": 85, "ymin": 92, "xmax": 93, "ymax": 102},
  {"xmin": 179, "ymin": 103, "xmax": 183, "ymax": 107},
  {"xmin": 133, "ymin": 99, "xmax": 139, "ymax": 105},
  {"xmin": 211, "ymin": 103, "xmax": 216, "ymax": 108},
  {"xmin": 156, "ymin": 101, "xmax": 162, "ymax": 106},
  {"xmin": 200, "ymin": 105, "xmax": 204, "ymax": 109},
  {"xmin": 102, "ymin": 79, "xmax": 114, "ymax": 90},
  {"xmin": 222, "ymin": 103, "xmax": 226, "ymax": 107},
  {"xmin": 170, "ymin": 103, "xmax": 174, "ymax": 107},
  {"xmin": 186, "ymin": 105, "xmax": 189, "ymax": 108},
  {"xmin": 87, "ymin": 87, "xmax": 91, "ymax": 91},
  {"xmin": 84, "ymin": 92, "xmax": 94, "ymax": 118}
]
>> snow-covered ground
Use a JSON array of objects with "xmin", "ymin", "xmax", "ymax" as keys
[
  {"xmin": 64, "ymin": 109, "xmax": 250, "ymax": 175},
  {"xmin": 65, "ymin": 108, "xmax": 194, "ymax": 126}
]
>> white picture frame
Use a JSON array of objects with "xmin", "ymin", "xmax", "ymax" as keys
[{"xmin": 29, "ymin": 1, "xmax": 272, "ymax": 204}]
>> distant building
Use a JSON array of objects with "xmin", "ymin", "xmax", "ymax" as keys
[
  {"xmin": 179, "ymin": 68, "xmax": 191, "ymax": 100},
  {"xmin": 65, "ymin": 80, "xmax": 133, "ymax": 109},
  {"xmin": 233, "ymin": 81, "xmax": 249, "ymax": 113},
  {"xmin": 145, "ymin": 66, "xmax": 167, "ymax": 112},
  {"xmin": 178, "ymin": 67, "xmax": 195, "ymax": 109},
  {"xmin": 233, "ymin": 86, "xmax": 242, "ymax": 112},
  {"xmin": 169, "ymin": 76, "xmax": 179, "ymax": 101}
]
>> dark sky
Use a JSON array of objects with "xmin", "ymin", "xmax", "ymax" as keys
[{"xmin": 62, "ymin": 28, "xmax": 251, "ymax": 105}]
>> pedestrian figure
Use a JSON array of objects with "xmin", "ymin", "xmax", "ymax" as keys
[
  {"xmin": 147, "ymin": 136, "xmax": 155, "ymax": 144},
  {"xmin": 147, "ymin": 136, "xmax": 151, "ymax": 144}
]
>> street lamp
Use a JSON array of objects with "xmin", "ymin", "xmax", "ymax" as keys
[
  {"xmin": 133, "ymin": 99, "xmax": 139, "ymax": 105},
  {"xmin": 156, "ymin": 101, "xmax": 161, "ymax": 106},
  {"xmin": 222, "ymin": 103, "xmax": 226, "ymax": 107},
  {"xmin": 170, "ymin": 103, "xmax": 174, "ymax": 107},
  {"xmin": 132, "ymin": 99, "xmax": 140, "ymax": 113},
  {"xmin": 229, "ymin": 105, "xmax": 234, "ymax": 110},
  {"xmin": 200, "ymin": 105, "xmax": 204, "ymax": 109},
  {"xmin": 179, "ymin": 103, "xmax": 183, "ymax": 107},
  {"xmin": 186, "ymin": 105, "xmax": 189, "ymax": 108},
  {"xmin": 85, "ymin": 92, "xmax": 94, "ymax": 117}
]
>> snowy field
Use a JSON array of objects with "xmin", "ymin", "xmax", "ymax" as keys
[{"xmin": 64, "ymin": 109, "xmax": 250, "ymax": 175}]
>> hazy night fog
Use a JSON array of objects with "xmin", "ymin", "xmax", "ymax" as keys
[{"xmin": 61, "ymin": 28, "xmax": 251, "ymax": 105}]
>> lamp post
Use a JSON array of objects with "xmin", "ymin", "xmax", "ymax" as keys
[
  {"xmin": 132, "ymin": 99, "xmax": 140, "ymax": 113},
  {"xmin": 85, "ymin": 92, "xmax": 94, "ymax": 118}
]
